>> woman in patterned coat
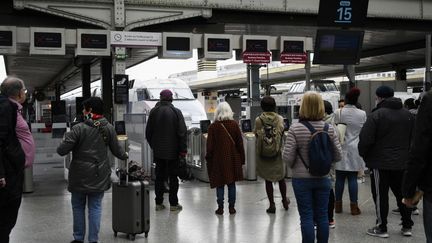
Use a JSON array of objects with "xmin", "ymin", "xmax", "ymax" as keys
[{"xmin": 206, "ymin": 102, "xmax": 245, "ymax": 215}]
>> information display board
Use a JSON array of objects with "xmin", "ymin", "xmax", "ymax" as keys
[
  {"xmin": 199, "ymin": 34, "xmax": 233, "ymax": 60},
  {"xmin": 30, "ymin": 27, "xmax": 65, "ymax": 55},
  {"xmin": 158, "ymin": 32, "xmax": 193, "ymax": 59},
  {"xmin": 318, "ymin": 0, "xmax": 369, "ymax": 27},
  {"xmin": 280, "ymin": 37, "xmax": 307, "ymax": 64},
  {"xmin": 0, "ymin": 26, "xmax": 16, "ymax": 54},
  {"xmin": 242, "ymin": 35, "xmax": 271, "ymax": 64},
  {"xmin": 76, "ymin": 29, "xmax": 110, "ymax": 56},
  {"xmin": 313, "ymin": 29, "xmax": 364, "ymax": 65}
]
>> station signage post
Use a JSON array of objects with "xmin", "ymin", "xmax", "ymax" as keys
[
  {"xmin": 114, "ymin": 74, "xmax": 129, "ymax": 104},
  {"xmin": 318, "ymin": 0, "xmax": 369, "ymax": 27}
]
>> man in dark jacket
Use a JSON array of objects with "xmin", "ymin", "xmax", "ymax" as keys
[
  {"xmin": 402, "ymin": 90, "xmax": 432, "ymax": 243},
  {"xmin": 146, "ymin": 89, "xmax": 187, "ymax": 212},
  {"xmin": 359, "ymin": 85, "xmax": 414, "ymax": 238}
]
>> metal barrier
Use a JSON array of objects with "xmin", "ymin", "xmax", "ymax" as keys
[
  {"xmin": 191, "ymin": 133, "xmax": 209, "ymax": 182},
  {"xmin": 186, "ymin": 127, "xmax": 202, "ymax": 168},
  {"xmin": 124, "ymin": 113, "xmax": 153, "ymax": 179},
  {"xmin": 23, "ymin": 166, "xmax": 34, "ymax": 193},
  {"xmin": 243, "ymin": 132, "xmax": 257, "ymax": 181}
]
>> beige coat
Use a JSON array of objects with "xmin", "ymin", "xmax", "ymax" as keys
[{"xmin": 254, "ymin": 112, "xmax": 285, "ymax": 182}]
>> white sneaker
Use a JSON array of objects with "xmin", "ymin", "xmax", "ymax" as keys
[{"xmin": 401, "ymin": 227, "xmax": 412, "ymax": 237}]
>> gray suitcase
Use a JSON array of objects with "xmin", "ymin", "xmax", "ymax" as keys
[{"xmin": 112, "ymin": 179, "xmax": 150, "ymax": 240}]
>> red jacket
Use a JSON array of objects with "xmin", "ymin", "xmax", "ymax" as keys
[{"xmin": 206, "ymin": 120, "xmax": 245, "ymax": 188}]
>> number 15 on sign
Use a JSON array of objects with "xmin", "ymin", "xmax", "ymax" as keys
[{"xmin": 336, "ymin": 1, "xmax": 352, "ymax": 24}]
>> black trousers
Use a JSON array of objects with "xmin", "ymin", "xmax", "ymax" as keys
[
  {"xmin": 370, "ymin": 169, "xmax": 413, "ymax": 231},
  {"xmin": 154, "ymin": 158, "xmax": 179, "ymax": 206},
  {"xmin": 0, "ymin": 197, "xmax": 22, "ymax": 243},
  {"xmin": 328, "ymin": 188, "xmax": 335, "ymax": 221}
]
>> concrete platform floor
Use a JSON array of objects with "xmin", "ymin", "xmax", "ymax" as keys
[{"xmin": 11, "ymin": 159, "xmax": 426, "ymax": 243}]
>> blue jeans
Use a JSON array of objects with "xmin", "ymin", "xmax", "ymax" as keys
[
  {"xmin": 292, "ymin": 178, "xmax": 331, "ymax": 243},
  {"xmin": 71, "ymin": 192, "xmax": 104, "ymax": 242},
  {"xmin": 424, "ymin": 197, "xmax": 432, "ymax": 243},
  {"xmin": 335, "ymin": 170, "xmax": 358, "ymax": 203},
  {"xmin": 216, "ymin": 183, "xmax": 236, "ymax": 207}
]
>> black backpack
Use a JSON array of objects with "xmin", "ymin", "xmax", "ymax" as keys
[{"xmin": 297, "ymin": 121, "xmax": 333, "ymax": 176}]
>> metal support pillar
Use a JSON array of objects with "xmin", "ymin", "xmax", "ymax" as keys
[
  {"xmin": 113, "ymin": 47, "xmax": 127, "ymax": 121},
  {"xmin": 305, "ymin": 51, "xmax": 311, "ymax": 91},
  {"xmin": 101, "ymin": 57, "xmax": 113, "ymax": 123},
  {"xmin": 344, "ymin": 65, "xmax": 356, "ymax": 88},
  {"xmin": 426, "ymin": 34, "xmax": 431, "ymax": 92},
  {"xmin": 396, "ymin": 68, "xmax": 407, "ymax": 81},
  {"xmin": 55, "ymin": 84, "xmax": 61, "ymax": 101},
  {"xmin": 82, "ymin": 63, "xmax": 91, "ymax": 99},
  {"xmin": 246, "ymin": 64, "xmax": 261, "ymax": 127}
]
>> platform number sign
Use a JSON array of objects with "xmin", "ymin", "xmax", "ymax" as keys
[
  {"xmin": 336, "ymin": 1, "xmax": 352, "ymax": 24},
  {"xmin": 318, "ymin": 0, "xmax": 369, "ymax": 27}
]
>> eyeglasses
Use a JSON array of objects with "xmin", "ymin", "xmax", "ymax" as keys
[{"xmin": 22, "ymin": 88, "xmax": 27, "ymax": 94}]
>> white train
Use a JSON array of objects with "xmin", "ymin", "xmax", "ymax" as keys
[
  {"xmin": 128, "ymin": 78, "xmax": 207, "ymax": 128},
  {"xmin": 62, "ymin": 78, "xmax": 207, "ymax": 128}
]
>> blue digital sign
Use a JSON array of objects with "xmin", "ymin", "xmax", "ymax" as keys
[{"xmin": 318, "ymin": 0, "xmax": 369, "ymax": 27}]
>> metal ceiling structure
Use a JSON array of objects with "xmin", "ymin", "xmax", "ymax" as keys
[{"xmin": 2, "ymin": 0, "xmax": 432, "ymax": 96}]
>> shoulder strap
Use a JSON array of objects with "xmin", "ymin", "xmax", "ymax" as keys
[
  {"xmin": 300, "ymin": 121, "xmax": 316, "ymax": 134},
  {"xmin": 85, "ymin": 119, "xmax": 109, "ymax": 145},
  {"xmin": 220, "ymin": 123, "xmax": 235, "ymax": 145}
]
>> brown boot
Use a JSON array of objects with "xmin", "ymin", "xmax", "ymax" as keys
[
  {"xmin": 350, "ymin": 203, "xmax": 361, "ymax": 215},
  {"xmin": 335, "ymin": 201, "xmax": 342, "ymax": 213}
]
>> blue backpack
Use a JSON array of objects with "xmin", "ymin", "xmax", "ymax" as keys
[{"xmin": 298, "ymin": 121, "xmax": 333, "ymax": 176}]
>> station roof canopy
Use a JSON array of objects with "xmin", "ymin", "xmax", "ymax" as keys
[{"xmin": 2, "ymin": 0, "xmax": 432, "ymax": 95}]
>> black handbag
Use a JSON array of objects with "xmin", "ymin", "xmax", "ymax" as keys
[{"xmin": 176, "ymin": 156, "xmax": 193, "ymax": 181}]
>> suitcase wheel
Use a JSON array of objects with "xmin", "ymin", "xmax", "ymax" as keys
[
  {"xmin": 128, "ymin": 234, "xmax": 136, "ymax": 241},
  {"xmin": 145, "ymin": 232, "xmax": 149, "ymax": 238},
  {"xmin": 113, "ymin": 231, "xmax": 117, "ymax": 237}
]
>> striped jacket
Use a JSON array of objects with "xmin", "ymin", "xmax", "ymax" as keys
[{"xmin": 282, "ymin": 120, "xmax": 342, "ymax": 178}]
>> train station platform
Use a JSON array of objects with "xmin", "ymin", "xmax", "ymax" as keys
[{"xmin": 11, "ymin": 133, "xmax": 426, "ymax": 243}]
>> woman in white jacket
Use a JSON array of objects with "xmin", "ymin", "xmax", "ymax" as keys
[{"xmin": 333, "ymin": 88, "xmax": 367, "ymax": 215}]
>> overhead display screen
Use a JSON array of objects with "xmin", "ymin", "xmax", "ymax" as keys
[
  {"xmin": 81, "ymin": 34, "xmax": 107, "ymax": 49},
  {"xmin": 313, "ymin": 29, "xmax": 364, "ymax": 65},
  {"xmin": 166, "ymin": 37, "xmax": 190, "ymax": 51},
  {"xmin": 318, "ymin": 0, "xmax": 369, "ymax": 27},
  {"xmin": 0, "ymin": 31, "xmax": 12, "ymax": 46},
  {"xmin": 207, "ymin": 38, "xmax": 230, "ymax": 52},
  {"xmin": 34, "ymin": 32, "xmax": 62, "ymax": 48},
  {"xmin": 283, "ymin": 41, "xmax": 304, "ymax": 53},
  {"xmin": 245, "ymin": 39, "xmax": 268, "ymax": 52}
]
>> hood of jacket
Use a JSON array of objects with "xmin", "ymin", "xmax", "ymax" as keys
[
  {"xmin": 373, "ymin": 97, "xmax": 403, "ymax": 112},
  {"xmin": 259, "ymin": 112, "xmax": 279, "ymax": 125}
]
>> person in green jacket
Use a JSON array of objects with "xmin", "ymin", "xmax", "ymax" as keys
[{"xmin": 254, "ymin": 96, "xmax": 290, "ymax": 213}]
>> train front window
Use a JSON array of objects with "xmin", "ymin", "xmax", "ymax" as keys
[{"xmin": 146, "ymin": 88, "xmax": 194, "ymax": 100}]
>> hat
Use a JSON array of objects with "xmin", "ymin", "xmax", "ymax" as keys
[
  {"xmin": 160, "ymin": 89, "xmax": 173, "ymax": 101},
  {"xmin": 375, "ymin": 86, "xmax": 394, "ymax": 98}
]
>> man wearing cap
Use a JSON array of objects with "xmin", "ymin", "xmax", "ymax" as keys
[
  {"xmin": 358, "ymin": 85, "xmax": 415, "ymax": 238},
  {"xmin": 145, "ymin": 89, "xmax": 187, "ymax": 212}
]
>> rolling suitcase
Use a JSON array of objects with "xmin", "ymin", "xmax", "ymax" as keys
[{"xmin": 112, "ymin": 163, "xmax": 150, "ymax": 240}]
